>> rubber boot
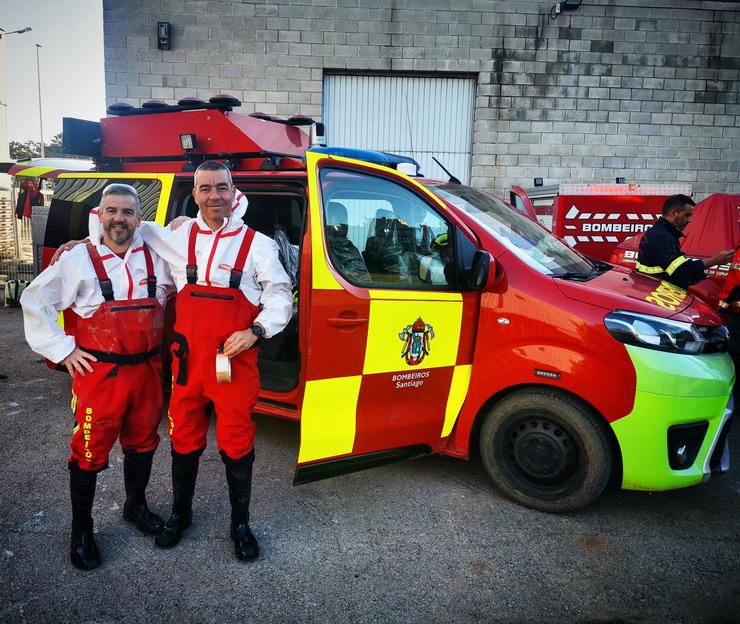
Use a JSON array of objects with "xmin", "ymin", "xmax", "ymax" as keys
[
  {"xmin": 122, "ymin": 449, "xmax": 164, "ymax": 535},
  {"xmin": 68, "ymin": 463, "xmax": 101, "ymax": 570},
  {"xmin": 155, "ymin": 448, "xmax": 202, "ymax": 549},
  {"xmin": 223, "ymin": 450, "xmax": 259, "ymax": 561}
]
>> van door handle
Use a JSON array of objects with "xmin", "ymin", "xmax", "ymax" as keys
[{"xmin": 327, "ymin": 316, "xmax": 368, "ymax": 327}]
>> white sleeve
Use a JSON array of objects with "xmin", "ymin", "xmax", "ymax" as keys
[
  {"xmin": 88, "ymin": 206, "xmax": 101, "ymax": 242},
  {"xmin": 139, "ymin": 221, "xmax": 187, "ymax": 268},
  {"xmin": 252, "ymin": 236, "xmax": 294, "ymax": 338},
  {"xmin": 154, "ymin": 254, "xmax": 176, "ymax": 304},
  {"xmin": 19, "ymin": 256, "xmax": 78, "ymax": 363}
]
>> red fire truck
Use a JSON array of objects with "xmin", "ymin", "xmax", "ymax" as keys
[
  {"xmin": 11, "ymin": 95, "xmax": 734, "ymax": 512},
  {"xmin": 510, "ymin": 183, "xmax": 693, "ymax": 263}
]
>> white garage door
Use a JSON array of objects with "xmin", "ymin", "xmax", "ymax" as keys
[{"xmin": 323, "ymin": 74, "xmax": 476, "ymax": 185}]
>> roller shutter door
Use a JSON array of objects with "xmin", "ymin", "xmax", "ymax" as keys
[{"xmin": 323, "ymin": 74, "xmax": 476, "ymax": 185}]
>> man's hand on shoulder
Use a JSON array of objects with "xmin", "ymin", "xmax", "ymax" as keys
[
  {"xmin": 168, "ymin": 216, "xmax": 191, "ymax": 231},
  {"xmin": 50, "ymin": 239, "xmax": 89, "ymax": 265},
  {"xmin": 62, "ymin": 347, "xmax": 97, "ymax": 376},
  {"xmin": 705, "ymin": 249, "xmax": 734, "ymax": 268}
]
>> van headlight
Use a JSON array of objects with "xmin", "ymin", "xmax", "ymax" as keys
[{"xmin": 604, "ymin": 311, "xmax": 708, "ymax": 355}]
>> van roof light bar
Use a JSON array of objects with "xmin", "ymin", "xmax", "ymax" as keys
[
  {"xmin": 177, "ymin": 97, "xmax": 207, "ymax": 108},
  {"xmin": 308, "ymin": 147, "xmax": 421, "ymax": 173},
  {"xmin": 142, "ymin": 99, "xmax": 168, "ymax": 110},
  {"xmin": 248, "ymin": 113, "xmax": 318, "ymax": 127},
  {"xmin": 397, "ymin": 162, "xmax": 417, "ymax": 176},
  {"xmin": 107, "ymin": 94, "xmax": 242, "ymax": 117},
  {"xmin": 209, "ymin": 94, "xmax": 240, "ymax": 108}
]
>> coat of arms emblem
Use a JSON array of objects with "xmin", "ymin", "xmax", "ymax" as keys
[{"xmin": 399, "ymin": 317, "xmax": 435, "ymax": 366}]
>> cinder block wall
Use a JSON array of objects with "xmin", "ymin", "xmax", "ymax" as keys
[{"xmin": 103, "ymin": 0, "xmax": 739, "ymax": 198}]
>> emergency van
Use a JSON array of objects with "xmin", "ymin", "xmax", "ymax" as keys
[
  {"xmin": 17, "ymin": 95, "xmax": 734, "ymax": 513},
  {"xmin": 510, "ymin": 183, "xmax": 692, "ymax": 263}
]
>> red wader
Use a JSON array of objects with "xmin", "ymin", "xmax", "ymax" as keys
[
  {"xmin": 169, "ymin": 225, "xmax": 260, "ymax": 460},
  {"xmin": 69, "ymin": 243, "xmax": 164, "ymax": 472}
]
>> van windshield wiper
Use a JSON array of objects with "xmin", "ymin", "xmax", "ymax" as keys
[
  {"xmin": 553, "ymin": 259, "xmax": 611, "ymax": 281},
  {"xmin": 553, "ymin": 270, "xmax": 594, "ymax": 281},
  {"xmin": 553, "ymin": 267, "xmax": 603, "ymax": 281},
  {"xmin": 587, "ymin": 257, "xmax": 613, "ymax": 274}
]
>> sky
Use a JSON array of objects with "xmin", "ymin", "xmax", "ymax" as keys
[{"xmin": 2, "ymin": 0, "xmax": 105, "ymax": 143}]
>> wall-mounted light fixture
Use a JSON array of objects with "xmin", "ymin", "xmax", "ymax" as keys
[
  {"xmin": 157, "ymin": 21, "xmax": 171, "ymax": 50},
  {"xmin": 549, "ymin": 0, "xmax": 582, "ymax": 20}
]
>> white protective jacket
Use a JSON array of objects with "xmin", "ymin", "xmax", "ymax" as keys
[
  {"xmin": 20, "ymin": 233, "xmax": 174, "ymax": 363},
  {"xmin": 139, "ymin": 214, "xmax": 293, "ymax": 339}
]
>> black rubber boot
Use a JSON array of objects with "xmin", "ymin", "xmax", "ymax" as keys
[
  {"xmin": 122, "ymin": 449, "xmax": 164, "ymax": 535},
  {"xmin": 223, "ymin": 450, "xmax": 259, "ymax": 561},
  {"xmin": 68, "ymin": 463, "xmax": 101, "ymax": 570},
  {"xmin": 155, "ymin": 448, "xmax": 202, "ymax": 549}
]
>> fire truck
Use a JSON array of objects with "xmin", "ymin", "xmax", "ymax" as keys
[
  {"xmin": 510, "ymin": 182, "xmax": 693, "ymax": 262},
  {"xmin": 11, "ymin": 95, "xmax": 734, "ymax": 513}
]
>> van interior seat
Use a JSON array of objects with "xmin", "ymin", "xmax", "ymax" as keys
[
  {"xmin": 326, "ymin": 200, "xmax": 349, "ymax": 236},
  {"xmin": 363, "ymin": 209, "xmax": 411, "ymax": 278},
  {"xmin": 325, "ymin": 200, "xmax": 370, "ymax": 281}
]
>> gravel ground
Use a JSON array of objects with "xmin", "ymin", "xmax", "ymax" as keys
[{"xmin": 0, "ymin": 305, "xmax": 738, "ymax": 624}]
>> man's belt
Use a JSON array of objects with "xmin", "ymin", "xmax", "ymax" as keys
[{"xmin": 79, "ymin": 346, "xmax": 161, "ymax": 366}]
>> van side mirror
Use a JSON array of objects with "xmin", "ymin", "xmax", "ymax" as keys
[{"xmin": 467, "ymin": 250, "xmax": 491, "ymax": 290}]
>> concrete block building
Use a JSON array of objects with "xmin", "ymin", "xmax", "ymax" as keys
[{"xmin": 103, "ymin": 0, "xmax": 739, "ymax": 197}]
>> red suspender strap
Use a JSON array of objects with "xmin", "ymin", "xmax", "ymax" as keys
[
  {"xmin": 186, "ymin": 223, "xmax": 199, "ymax": 284},
  {"xmin": 85, "ymin": 242, "xmax": 115, "ymax": 301},
  {"xmin": 228, "ymin": 227, "xmax": 256, "ymax": 289},
  {"xmin": 142, "ymin": 245, "xmax": 157, "ymax": 298}
]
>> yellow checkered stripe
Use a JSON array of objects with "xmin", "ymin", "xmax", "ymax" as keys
[
  {"xmin": 297, "ymin": 363, "xmax": 472, "ymax": 463},
  {"xmin": 636, "ymin": 255, "xmax": 688, "ymax": 276}
]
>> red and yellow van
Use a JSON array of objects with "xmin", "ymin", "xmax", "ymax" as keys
[{"xmin": 25, "ymin": 97, "xmax": 734, "ymax": 512}]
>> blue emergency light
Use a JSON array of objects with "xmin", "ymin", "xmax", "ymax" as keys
[{"xmin": 308, "ymin": 147, "xmax": 421, "ymax": 175}]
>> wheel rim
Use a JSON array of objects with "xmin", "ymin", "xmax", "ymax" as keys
[{"xmin": 505, "ymin": 416, "xmax": 578, "ymax": 485}]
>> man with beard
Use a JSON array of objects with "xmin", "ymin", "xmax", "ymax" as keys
[
  {"xmin": 139, "ymin": 161, "xmax": 292, "ymax": 562},
  {"xmin": 20, "ymin": 183, "xmax": 174, "ymax": 570},
  {"xmin": 636, "ymin": 194, "xmax": 733, "ymax": 289}
]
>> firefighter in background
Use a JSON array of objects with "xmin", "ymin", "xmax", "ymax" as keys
[
  {"xmin": 636, "ymin": 194, "xmax": 733, "ymax": 289},
  {"xmin": 20, "ymin": 184, "xmax": 174, "ymax": 570},
  {"xmin": 139, "ymin": 161, "xmax": 292, "ymax": 562}
]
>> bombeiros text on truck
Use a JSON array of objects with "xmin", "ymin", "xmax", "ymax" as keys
[{"xmin": 14, "ymin": 94, "xmax": 734, "ymax": 513}]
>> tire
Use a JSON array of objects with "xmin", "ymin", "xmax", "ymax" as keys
[{"xmin": 479, "ymin": 389, "xmax": 613, "ymax": 513}]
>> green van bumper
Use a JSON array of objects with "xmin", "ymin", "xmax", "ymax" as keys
[{"xmin": 611, "ymin": 346, "xmax": 734, "ymax": 491}]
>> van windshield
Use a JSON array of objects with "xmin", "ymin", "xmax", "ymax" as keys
[{"xmin": 430, "ymin": 184, "xmax": 594, "ymax": 277}]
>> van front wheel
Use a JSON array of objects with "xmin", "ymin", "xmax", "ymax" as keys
[{"xmin": 479, "ymin": 390, "xmax": 613, "ymax": 513}]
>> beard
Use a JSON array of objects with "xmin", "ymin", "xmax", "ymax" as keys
[{"xmin": 103, "ymin": 221, "xmax": 134, "ymax": 246}]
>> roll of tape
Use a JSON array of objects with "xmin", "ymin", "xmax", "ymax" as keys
[{"xmin": 215, "ymin": 352, "xmax": 231, "ymax": 383}]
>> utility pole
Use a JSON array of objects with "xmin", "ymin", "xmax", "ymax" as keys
[
  {"xmin": 35, "ymin": 43, "xmax": 44, "ymax": 158},
  {"xmin": 0, "ymin": 26, "xmax": 32, "ymax": 164}
]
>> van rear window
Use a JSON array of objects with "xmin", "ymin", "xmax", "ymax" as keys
[{"xmin": 44, "ymin": 178, "xmax": 161, "ymax": 248}]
